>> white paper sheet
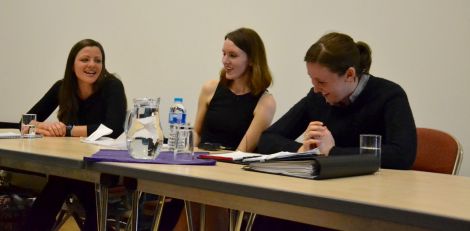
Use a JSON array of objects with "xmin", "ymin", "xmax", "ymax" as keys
[{"xmin": 80, "ymin": 124, "xmax": 127, "ymax": 150}]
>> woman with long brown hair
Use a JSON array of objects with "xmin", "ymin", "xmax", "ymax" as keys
[{"xmin": 23, "ymin": 38, "xmax": 127, "ymax": 231}]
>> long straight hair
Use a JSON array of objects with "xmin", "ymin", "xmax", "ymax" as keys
[
  {"xmin": 219, "ymin": 28, "xmax": 272, "ymax": 96},
  {"xmin": 58, "ymin": 39, "xmax": 110, "ymax": 123}
]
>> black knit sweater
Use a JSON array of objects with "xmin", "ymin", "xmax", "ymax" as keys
[{"xmin": 258, "ymin": 75, "xmax": 416, "ymax": 169}]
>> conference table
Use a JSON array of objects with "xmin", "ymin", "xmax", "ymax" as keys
[
  {"xmin": 1, "ymin": 134, "xmax": 470, "ymax": 231},
  {"xmin": 0, "ymin": 132, "xmax": 115, "ymax": 231}
]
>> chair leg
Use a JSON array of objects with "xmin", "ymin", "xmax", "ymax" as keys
[
  {"xmin": 150, "ymin": 195, "xmax": 166, "ymax": 231},
  {"xmin": 229, "ymin": 209, "xmax": 234, "ymax": 231},
  {"xmin": 123, "ymin": 192, "xmax": 138, "ymax": 231},
  {"xmin": 184, "ymin": 200, "xmax": 195, "ymax": 231},
  {"xmin": 95, "ymin": 183, "xmax": 108, "ymax": 231},
  {"xmin": 71, "ymin": 210, "xmax": 85, "ymax": 230},
  {"xmin": 125, "ymin": 214, "xmax": 132, "ymax": 231},
  {"xmin": 51, "ymin": 208, "xmax": 72, "ymax": 231},
  {"xmin": 199, "ymin": 204, "xmax": 205, "ymax": 231},
  {"xmin": 235, "ymin": 210, "xmax": 244, "ymax": 231},
  {"xmin": 229, "ymin": 209, "xmax": 245, "ymax": 231},
  {"xmin": 129, "ymin": 190, "xmax": 141, "ymax": 231},
  {"xmin": 245, "ymin": 213, "xmax": 256, "ymax": 231}
]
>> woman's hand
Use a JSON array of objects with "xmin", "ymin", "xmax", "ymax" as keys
[
  {"xmin": 35, "ymin": 121, "xmax": 67, "ymax": 137},
  {"xmin": 298, "ymin": 121, "xmax": 335, "ymax": 155}
]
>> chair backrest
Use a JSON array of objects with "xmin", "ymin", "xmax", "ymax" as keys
[{"xmin": 412, "ymin": 128, "xmax": 463, "ymax": 175}]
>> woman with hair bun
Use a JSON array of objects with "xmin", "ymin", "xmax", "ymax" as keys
[
  {"xmin": 259, "ymin": 31, "xmax": 416, "ymax": 169},
  {"xmin": 256, "ymin": 31, "xmax": 417, "ymax": 230}
]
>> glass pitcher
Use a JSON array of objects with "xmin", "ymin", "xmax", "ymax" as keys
[{"xmin": 125, "ymin": 98, "xmax": 164, "ymax": 159}]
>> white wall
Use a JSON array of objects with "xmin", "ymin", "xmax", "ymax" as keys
[{"xmin": 1, "ymin": 0, "xmax": 469, "ymax": 176}]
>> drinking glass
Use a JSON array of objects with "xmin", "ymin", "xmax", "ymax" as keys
[
  {"xmin": 360, "ymin": 134, "xmax": 381, "ymax": 163},
  {"xmin": 174, "ymin": 125, "xmax": 194, "ymax": 161},
  {"xmin": 21, "ymin": 114, "xmax": 37, "ymax": 138}
]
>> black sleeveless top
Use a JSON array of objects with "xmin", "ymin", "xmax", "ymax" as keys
[{"xmin": 200, "ymin": 83, "xmax": 263, "ymax": 150}]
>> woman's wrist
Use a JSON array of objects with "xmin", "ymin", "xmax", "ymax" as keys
[{"xmin": 65, "ymin": 125, "xmax": 74, "ymax": 137}]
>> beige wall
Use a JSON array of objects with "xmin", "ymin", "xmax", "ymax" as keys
[{"xmin": 1, "ymin": 0, "xmax": 469, "ymax": 176}]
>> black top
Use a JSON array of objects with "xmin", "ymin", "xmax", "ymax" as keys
[
  {"xmin": 200, "ymin": 83, "xmax": 263, "ymax": 150},
  {"xmin": 258, "ymin": 75, "xmax": 417, "ymax": 169},
  {"xmin": 27, "ymin": 75, "xmax": 127, "ymax": 138},
  {"xmin": 0, "ymin": 122, "xmax": 19, "ymax": 129}
]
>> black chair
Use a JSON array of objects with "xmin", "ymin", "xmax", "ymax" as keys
[{"xmin": 53, "ymin": 186, "xmax": 132, "ymax": 231}]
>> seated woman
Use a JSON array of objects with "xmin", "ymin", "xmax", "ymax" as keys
[
  {"xmin": 195, "ymin": 27, "xmax": 276, "ymax": 152},
  {"xmin": 170, "ymin": 28, "xmax": 276, "ymax": 231},
  {"xmin": 255, "ymin": 32, "xmax": 417, "ymax": 230},
  {"xmin": 22, "ymin": 39, "xmax": 127, "ymax": 231}
]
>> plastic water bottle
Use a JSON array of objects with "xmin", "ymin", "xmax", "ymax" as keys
[{"xmin": 168, "ymin": 97, "xmax": 187, "ymax": 152}]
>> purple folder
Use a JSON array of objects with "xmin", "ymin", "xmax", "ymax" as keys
[{"xmin": 84, "ymin": 149, "xmax": 216, "ymax": 166}]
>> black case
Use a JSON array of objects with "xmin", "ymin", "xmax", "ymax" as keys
[{"xmin": 313, "ymin": 154, "xmax": 379, "ymax": 180}]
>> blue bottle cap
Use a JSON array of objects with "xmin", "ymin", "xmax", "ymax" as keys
[{"xmin": 174, "ymin": 97, "xmax": 183, "ymax": 103}]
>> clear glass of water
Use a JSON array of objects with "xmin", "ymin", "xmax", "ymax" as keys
[
  {"xmin": 21, "ymin": 114, "xmax": 37, "ymax": 138},
  {"xmin": 360, "ymin": 134, "xmax": 381, "ymax": 163},
  {"xmin": 174, "ymin": 125, "xmax": 194, "ymax": 161}
]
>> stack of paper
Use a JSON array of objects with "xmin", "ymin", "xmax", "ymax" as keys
[
  {"xmin": 245, "ymin": 154, "xmax": 380, "ymax": 180},
  {"xmin": 242, "ymin": 148, "xmax": 319, "ymax": 163},
  {"xmin": 246, "ymin": 160, "xmax": 317, "ymax": 179},
  {"xmin": 0, "ymin": 132, "xmax": 42, "ymax": 139},
  {"xmin": 0, "ymin": 132, "xmax": 21, "ymax": 139},
  {"xmin": 199, "ymin": 148, "xmax": 320, "ymax": 163}
]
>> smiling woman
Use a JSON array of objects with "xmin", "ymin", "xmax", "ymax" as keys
[
  {"xmin": 194, "ymin": 27, "xmax": 276, "ymax": 153},
  {"xmin": 25, "ymin": 39, "xmax": 127, "ymax": 139},
  {"xmin": 255, "ymin": 31, "xmax": 417, "ymax": 231},
  {"xmin": 187, "ymin": 27, "xmax": 277, "ymax": 231},
  {"xmin": 21, "ymin": 39, "xmax": 127, "ymax": 231},
  {"xmin": 74, "ymin": 46, "xmax": 103, "ymax": 98},
  {"xmin": 259, "ymin": 32, "xmax": 416, "ymax": 168}
]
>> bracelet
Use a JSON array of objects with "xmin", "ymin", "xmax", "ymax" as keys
[{"xmin": 66, "ymin": 125, "xmax": 73, "ymax": 137}]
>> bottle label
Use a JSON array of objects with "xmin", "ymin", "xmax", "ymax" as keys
[{"xmin": 169, "ymin": 113, "xmax": 186, "ymax": 124}]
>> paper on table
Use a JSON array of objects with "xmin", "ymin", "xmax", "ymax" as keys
[
  {"xmin": 0, "ymin": 132, "xmax": 21, "ymax": 139},
  {"xmin": 85, "ymin": 124, "xmax": 113, "ymax": 142},
  {"xmin": 80, "ymin": 124, "xmax": 127, "ymax": 149},
  {"xmin": 242, "ymin": 148, "xmax": 320, "ymax": 163},
  {"xmin": 246, "ymin": 160, "xmax": 316, "ymax": 179},
  {"xmin": 0, "ymin": 132, "xmax": 42, "ymax": 139}
]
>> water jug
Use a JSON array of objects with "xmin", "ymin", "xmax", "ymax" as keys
[{"xmin": 125, "ymin": 98, "xmax": 164, "ymax": 159}]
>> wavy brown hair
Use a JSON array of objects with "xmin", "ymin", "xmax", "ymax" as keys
[
  {"xmin": 304, "ymin": 32, "xmax": 372, "ymax": 76},
  {"xmin": 219, "ymin": 28, "xmax": 272, "ymax": 96},
  {"xmin": 58, "ymin": 39, "xmax": 110, "ymax": 123}
]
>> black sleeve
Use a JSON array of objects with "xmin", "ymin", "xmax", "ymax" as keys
[
  {"xmin": 329, "ymin": 88, "xmax": 417, "ymax": 170},
  {"xmin": 27, "ymin": 81, "xmax": 61, "ymax": 122},
  {"xmin": 380, "ymin": 89, "xmax": 416, "ymax": 169},
  {"xmin": 87, "ymin": 77, "xmax": 127, "ymax": 139},
  {"xmin": 258, "ymin": 94, "xmax": 311, "ymax": 154}
]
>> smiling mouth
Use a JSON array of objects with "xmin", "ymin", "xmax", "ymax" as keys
[{"xmin": 84, "ymin": 70, "xmax": 97, "ymax": 76}]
